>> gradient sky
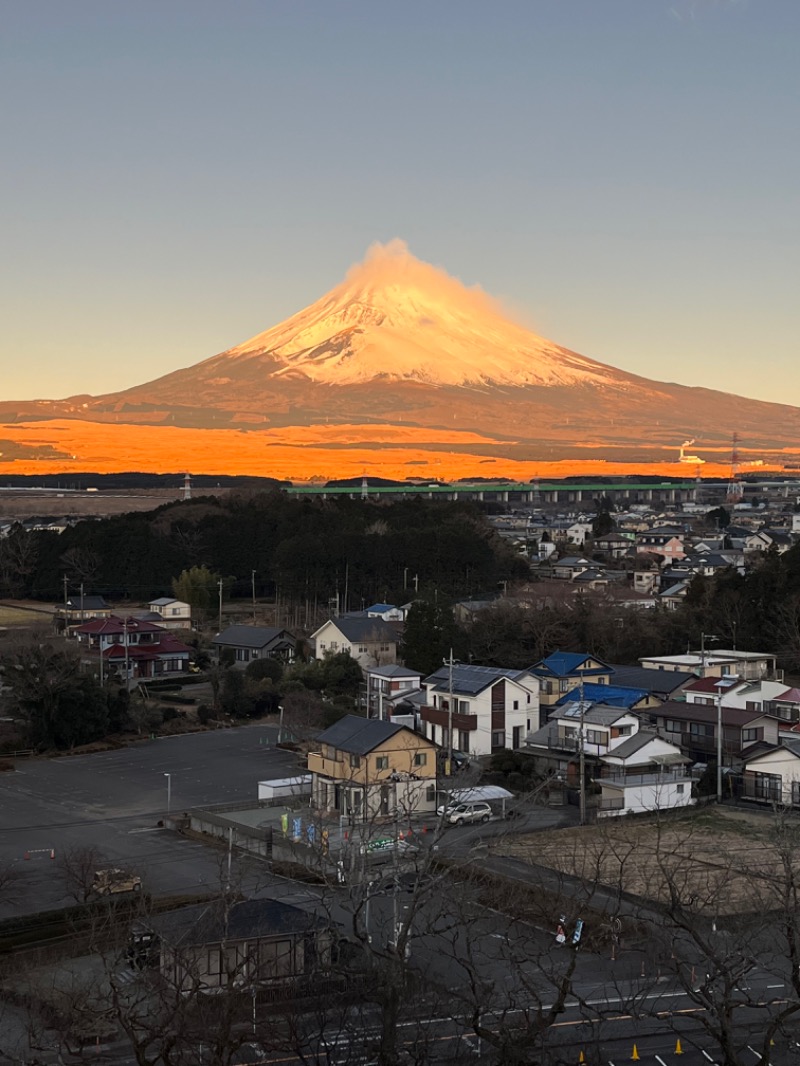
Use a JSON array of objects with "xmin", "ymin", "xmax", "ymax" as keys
[{"xmin": 3, "ymin": 0, "xmax": 798, "ymax": 405}]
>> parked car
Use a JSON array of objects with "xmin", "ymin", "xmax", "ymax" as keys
[
  {"xmin": 438, "ymin": 801, "xmax": 492, "ymax": 826},
  {"xmin": 92, "ymin": 868, "xmax": 142, "ymax": 897}
]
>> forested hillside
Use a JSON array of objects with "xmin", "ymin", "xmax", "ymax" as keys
[{"xmin": 0, "ymin": 491, "xmax": 529, "ymax": 608}]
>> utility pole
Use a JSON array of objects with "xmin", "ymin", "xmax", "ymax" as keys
[
  {"xmin": 445, "ymin": 648, "xmax": 456, "ymax": 775},
  {"xmin": 716, "ymin": 688, "xmax": 724, "ymax": 804},
  {"xmin": 62, "ymin": 574, "xmax": 68, "ymax": 606},
  {"xmin": 218, "ymin": 579, "xmax": 224, "ymax": 632},
  {"xmin": 578, "ymin": 670, "xmax": 587, "ymax": 826},
  {"xmin": 80, "ymin": 581, "xmax": 85, "ymax": 619},
  {"xmin": 123, "ymin": 617, "xmax": 130, "ymax": 691},
  {"xmin": 251, "ymin": 569, "xmax": 256, "ymax": 623}
]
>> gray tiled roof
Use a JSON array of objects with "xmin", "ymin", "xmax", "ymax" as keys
[
  {"xmin": 315, "ymin": 714, "xmax": 408, "ymax": 755},
  {"xmin": 608, "ymin": 664, "xmax": 696, "ymax": 694},
  {"xmin": 213, "ymin": 625, "xmax": 291, "ymax": 649},
  {"xmin": 145, "ymin": 898, "xmax": 327, "ymax": 947},
  {"xmin": 327, "ymin": 617, "xmax": 401, "ymax": 643},
  {"xmin": 424, "ymin": 663, "xmax": 528, "ymax": 696}
]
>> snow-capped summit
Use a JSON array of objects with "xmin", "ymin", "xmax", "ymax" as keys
[{"xmin": 223, "ymin": 239, "xmax": 618, "ymax": 389}]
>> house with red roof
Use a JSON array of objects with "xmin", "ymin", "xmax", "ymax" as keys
[{"xmin": 73, "ymin": 615, "xmax": 193, "ymax": 680}]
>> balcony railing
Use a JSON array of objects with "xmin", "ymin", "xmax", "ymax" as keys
[{"xmin": 599, "ymin": 771, "xmax": 689, "ymax": 788}]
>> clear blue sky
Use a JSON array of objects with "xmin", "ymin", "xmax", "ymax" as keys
[{"xmin": 3, "ymin": 0, "xmax": 798, "ymax": 403}]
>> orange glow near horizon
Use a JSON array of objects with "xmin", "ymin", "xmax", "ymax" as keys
[{"xmin": 0, "ymin": 418, "xmax": 792, "ymax": 482}]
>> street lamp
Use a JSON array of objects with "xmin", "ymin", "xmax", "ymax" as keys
[{"xmin": 164, "ymin": 772, "xmax": 172, "ymax": 815}]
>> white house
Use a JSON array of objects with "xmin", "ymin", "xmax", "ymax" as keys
[
  {"xmin": 639, "ymin": 649, "xmax": 777, "ymax": 680},
  {"xmin": 419, "ymin": 663, "xmax": 539, "ymax": 756},
  {"xmin": 146, "ymin": 597, "xmax": 192, "ymax": 630},
  {"xmin": 596, "ymin": 731, "xmax": 695, "ymax": 818},
  {"xmin": 311, "ymin": 616, "xmax": 401, "ymax": 668},
  {"xmin": 365, "ymin": 603, "xmax": 405, "ymax": 622},
  {"xmin": 742, "ymin": 741, "xmax": 800, "ymax": 807},
  {"xmin": 364, "ymin": 664, "xmax": 423, "ymax": 719}
]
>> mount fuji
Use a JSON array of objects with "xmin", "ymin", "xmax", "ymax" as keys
[{"xmin": 2, "ymin": 241, "xmax": 800, "ymax": 476}]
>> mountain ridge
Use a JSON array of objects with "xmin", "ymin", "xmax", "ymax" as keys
[{"xmin": 1, "ymin": 241, "xmax": 799, "ymax": 476}]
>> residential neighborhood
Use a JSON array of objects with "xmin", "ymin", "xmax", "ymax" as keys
[{"xmin": 4, "ymin": 477, "xmax": 800, "ymax": 1063}]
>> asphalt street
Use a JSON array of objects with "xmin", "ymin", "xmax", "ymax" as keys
[{"xmin": 0, "ymin": 724, "xmax": 299, "ymax": 917}]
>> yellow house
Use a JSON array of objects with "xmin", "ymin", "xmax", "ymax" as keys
[{"xmin": 308, "ymin": 715, "xmax": 438, "ymax": 818}]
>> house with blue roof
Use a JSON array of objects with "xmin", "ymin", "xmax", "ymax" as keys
[
  {"xmin": 365, "ymin": 603, "xmax": 405, "ymax": 621},
  {"xmin": 529, "ymin": 652, "xmax": 613, "ymax": 710},
  {"xmin": 555, "ymin": 683, "xmax": 659, "ymax": 713}
]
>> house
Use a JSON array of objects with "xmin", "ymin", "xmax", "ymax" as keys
[
  {"xmin": 364, "ymin": 665, "xmax": 423, "ymax": 719},
  {"xmin": 453, "ymin": 599, "xmax": 498, "ymax": 624},
  {"xmin": 659, "ymin": 580, "xmax": 691, "ymax": 611},
  {"xmin": 633, "ymin": 571, "xmax": 660, "ymax": 596},
  {"xmin": 528, "ymin": 651, "xmax": 613, "ymax": 709},
  {"xmin": 552, "ymin": 556, "xmax": 594, "ymax": 581},
  {"xmin": 606, "ymin": 664, "xmax": 696, "ymax": 702},
  {"xmin": 555, "ymin": 683, "xmax": 659, "ymax": 713},
  {"xmin": 596, "ymin": 731, "xmax": 695, "ymax": 818},
  {"xmin": 145, "ymin": 597, "xmax": 192, "ymax": 630},
  {"xmin": 56, "ymin": 594, "xmax": 111, "ymax": 626},
  {"xmin": 522, "ymin": 701, "xmax": 642, "ymax": 782},
  {"xmin": 565, "ymin": 520, "xmax": 594, "ymax": 546},
  {"xmin": 73, "ymin": 615, "xmax": 192, "ymax": 679},
  {"xmin": 639, "ymin": 649, "xmax": 777, "ymax": 680},
  {"xmin": 137, "ymin": 897, "xmax": 333, "ymax": 994},
  {"xmin": 742, "ymin": 740, "xmax": 800, "ymax": 806},
  {"xmin": 644, "ymin": 701, "xmax": 781, "ymax": 766},
  {"xmin": 635, "ymin": 528, "xmax": 686, "ymax": 563},
  {"xmin": 308, "ymin": 715, "xmax": 437, "ymax": 818},
  {"xmin": 213, "ymin": 625, "xmax": 297, "ymax": 666},
  {"xmin": 311, "ymin": 617, "xmax": 401, "ymax": 668},
  {"xmin": 592, "ymin": 533, "xmax": 633, "ymax": 560},
  {"xmin": 419, "ymin": 663, "xmax": 539, "ymax": 755},
  {"xmin": 365, "ymin": 603, "xmax": 405, "ymax": 621}
]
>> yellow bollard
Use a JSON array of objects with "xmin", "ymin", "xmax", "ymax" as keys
[
  {"xmin": 675, "ymin": 1038, "xmax": 683, "ymax": 1055},
  {"xmin": 631, "ymin": 1045, "xmax": 640, "ymax": 1062},
  {"xmin": 579, "ymin": 1053, "xmax": 586, "ymax": 1064}
]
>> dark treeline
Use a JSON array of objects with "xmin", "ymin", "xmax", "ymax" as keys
[
  {"xmin": 0, "ymin": 491, "xmax": 529, "ymax": 607},
  {"xmin": 461, "ymin": 542, "xmax": 800, "ymax": 674}
]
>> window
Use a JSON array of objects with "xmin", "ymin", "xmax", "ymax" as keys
[
  {"xmin": 559, "ymin": 680, "xmax": 570, "ymax": 693},
  {"xmin": 665, "ymin": 719, "xmax": 681, "ymax": 734},
  {"xmin": 676, "ymin": 784, "xmax": 685, "ymax": 794},
  {"xmin": 426, "ymin": 784, "xmax": 436, "ymax": 802},
  {"xmin": 491, "ymin": 730, "xmax": 506, "ymax": 748},
  {"xmin": 260, "ymin": 939, "xmax": 294, "ymax": 978},
  {"xmin": 349, "ymin": 754, "xmax": 361, "ymax": 769},
  {"xmin": 359, "ymin": 645, "xmax": 368, "ymax": 653},
  {"xmin": 413, "ymin": 752, "xmax": 427, "ymax": 767},
  {"xmin": 617, "ymin": 725, "xmax": 633, "ymax": 736},
  {"xmin": 207, "ymin": 947, "xmax": 222, "ymax": 976},
  {"xmin": 586, "ymin": 730, "xmax": 606, "ymax": 746},
  {"xmin": 459, "ymin": 700, "xmax": 470, "ymax": 713},
  {"xmin": 742, "ymin": 728, "xmax": 758, "ymax": 743},
  {"xmin": 513, "ymin": 700, "xmax": 519, "ymax": 710},
  {"xmin": 375, "ymin": 755, "xmax": 389, "ymax": 770},
  {"xmin": 690, "ymin": 723, "xmax": 713, "ymax": 738}
]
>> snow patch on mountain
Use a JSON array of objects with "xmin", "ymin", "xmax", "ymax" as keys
[{"xmin": 223, "ymin": 240, "xmax": 624, "ymax": 389}]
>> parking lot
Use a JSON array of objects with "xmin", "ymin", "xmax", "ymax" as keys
[{"xmin": 0, "ymin": 724, "xmax": 301, "ymax": 917}]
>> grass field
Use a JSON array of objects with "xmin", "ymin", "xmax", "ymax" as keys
[
  {"xmin": 492, "ymin": 806, "xmax": 800, "ymax": 915},
  {"xmin": 0, "ymin": 604, "xmax": 53, "ymax": 627}
]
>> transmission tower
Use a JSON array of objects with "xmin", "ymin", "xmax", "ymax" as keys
[{"xmin": 726, "ymin": 433, "xmax": 743, "ymax": 503}]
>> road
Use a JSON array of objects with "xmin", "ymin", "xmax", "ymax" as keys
[{"xmin": 0, "ymin": 724, "xmax": 299, "ymax": 916}]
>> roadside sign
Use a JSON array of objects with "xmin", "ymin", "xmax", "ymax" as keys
[{"xmin": 573, "ymin": 918, "xmax": 584, "ymax": 945}]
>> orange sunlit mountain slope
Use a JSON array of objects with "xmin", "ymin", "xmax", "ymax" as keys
[{"xmin": 2, "ymin": 241, "xmax": 799, "ymax": 478}]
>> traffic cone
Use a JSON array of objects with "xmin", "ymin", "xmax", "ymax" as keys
[
  {"xmin": 579, "ymin": 1052, "xmax": 586, "ymax": 1064},
  {"xmin": 675, "ymin": 1038, "xmax": 683, "ymax": 1055},
  {"xmin": 631, "ymin": 1045, "xmax": 640, "ymax": 1061}
]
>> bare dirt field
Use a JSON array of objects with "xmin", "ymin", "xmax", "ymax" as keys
[{"xmin": 492, "ymin": 806, "xmax": 800, "ymax": 915}]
